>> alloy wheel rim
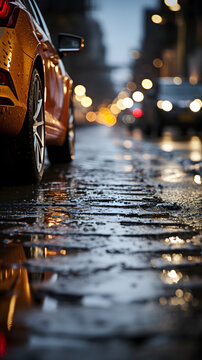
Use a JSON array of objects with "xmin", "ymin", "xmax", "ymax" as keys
[{"xmin": 32, "ymin": 77, "xmax": 45, "ymax": 173}]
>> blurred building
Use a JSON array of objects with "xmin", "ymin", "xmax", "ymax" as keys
[{"xmin": 132, "ymin": 0, "xmax": 202, "ymax": 85}]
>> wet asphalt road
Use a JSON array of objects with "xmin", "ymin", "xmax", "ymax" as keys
[{"xmin": 0, "ymin": 125, "xmax": 202, "ymax": 360}]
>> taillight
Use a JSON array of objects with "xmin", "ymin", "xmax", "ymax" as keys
[
  {"xmin": 0, "ymin": 0, "xmax": 10, "ymax": 17},
  {"xmin": 0, "ymin": 0, "xmax": 19, "ymax": 28}
]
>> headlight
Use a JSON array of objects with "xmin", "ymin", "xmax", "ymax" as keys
[
  {"xmin": 189, "ymin": 99, "xmax": 201, "ymax": 113},
  {"xmin": 161, "ymin": 100, "xmax": 173, "ymax": 112}
]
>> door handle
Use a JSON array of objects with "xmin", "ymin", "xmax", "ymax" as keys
[{"xmin": 35, "ymin": 31, "xmax": 43, "ymax": 40}]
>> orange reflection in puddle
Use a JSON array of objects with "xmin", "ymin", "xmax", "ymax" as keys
[
  {"xmin": 161, "ymin": 269, "xmax": 183, "ymax": 284},
  {"xmin": 162, "ymin": 253, "xmax": 202, "ymax": 264},
  {"xmin": 164, "ymin": 236, "xmax": 185, "ymax": 247},
  {"xmin": 0, "ymin": 242, "xmax": 56, "ymax": 336},
  {"xmin": 45, "ymin": 210, "xmax": 70, "ymax": 228},
  {"xmin": 0, "ymin": 245, "xmax": 32, "ymax": 333},
  {"xmin": 159, "ymin": 289, "xmax": 199, "ymax": 309}
]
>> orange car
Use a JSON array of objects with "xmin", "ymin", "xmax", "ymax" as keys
[{"xmin": 0, "ymin": 0, "xmax": 84, "ymax": 183}]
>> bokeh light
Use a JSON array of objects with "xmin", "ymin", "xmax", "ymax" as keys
[
  {"xmin": 173, "ymin": 76, "xmax": 182, "ymax": 85},
  {"xmin": 86, "ymin": 111, "xmax": 96, "ymax": 122},
  {"xmin": 74, "ymin": 85, "xmax": 86, "ymax": 97},
  {"xmin": 164, "ymin": 0, "xmax": 178, "ymax": 6},
  {"xmin": 141, "ymin": 78, "xmax": 153, "ymax": 90},
  {"xmin": 122, "ymin": 97, "xmax": 133, "ymax": 109},
  {"xmin": 126, "ymin": 81, "xmax": 136, "ymax": 91},
  {"xmin": 189, "ymin": 99, "xmax": 201, "ymax": 112},
  {"xmin": 81, "ymin": 96, "xmax": 92, "ymax": 108},
  {"xmin": 153, "ymin": 58, "xmax": 163, "ymax": 68},
  {"xmin": 151, "ymin": 14, "xmax": 163, "ymax": 24},
  {"xmin": 133, "ymin": 108, "xmax": 144, "ymax": 118},
  {"xmin": 169, "ymin": 4, "xmax": 181, "ymax": 11},
  {"xmin": 161, "ymin": 100, "xmax": 173, "ymax": 112},
  {"xmin": 117, "ymin": 99, "xmax": 126, "ymax": 110},
  {"xmin": 132, "ymin": 91, "xmax": 144, "ymax": 102}
]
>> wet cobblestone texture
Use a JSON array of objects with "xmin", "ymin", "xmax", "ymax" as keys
[{"xmin": 0, "ymin": 126, "xmax": 202, "ymax": 360}]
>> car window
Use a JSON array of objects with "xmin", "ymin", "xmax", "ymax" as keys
[
  {"xmin": 22, "ymin": 0, "xmax": 40, "ymax": 25},
  {"xmin": 31, "ymin": 0, "xmax": 51, "ymax": 40}
]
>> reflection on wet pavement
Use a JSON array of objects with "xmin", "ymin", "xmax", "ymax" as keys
[{"xmin": 0, "ymin": 126, "xmax": 201, "ymax": 359}]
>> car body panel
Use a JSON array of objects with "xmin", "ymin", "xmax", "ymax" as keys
[{"xmin": 0, "ymin": 0, "xmax": 73, "ymax": 145}]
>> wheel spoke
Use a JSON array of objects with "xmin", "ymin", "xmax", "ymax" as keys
[
  {"xmin": 33, "ymin": 99, "xmax": 43, "ymax": 122},
  {"xmin": 35, "ymin": 131, "xmax": 43, "ymax": 148}
]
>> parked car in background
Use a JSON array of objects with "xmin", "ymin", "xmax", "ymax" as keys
[
  {"xmin": 143, "ymin": 78, "xmax": 202, "ymax": 136},
  {"xmin": 0, "ymin": 0, "xmax": 84, "ymax": 183}
]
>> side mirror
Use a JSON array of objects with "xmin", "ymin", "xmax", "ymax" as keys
[{"xmin": 58, "ymin": 33, "xmax": 84, "ymax": 57}]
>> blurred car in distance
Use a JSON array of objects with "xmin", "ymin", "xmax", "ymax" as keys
[
  {"xmin": 143, "ymin": 78, "xmax": 202, "ymax": 136},
  {"xmin": 0, "ymin": 0, "xmax": 84, "ymax": 183}
]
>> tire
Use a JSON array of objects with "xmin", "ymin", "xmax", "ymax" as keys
[
  {"xmin": 0, "ymin": 68, "xmax": 45, "ymax": 184},
  {"xmin": 47, "ymin": 101, "xmax": 75, "ymax": 164}
]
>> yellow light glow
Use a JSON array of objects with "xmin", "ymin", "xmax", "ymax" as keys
[
  {"xmin": 132, "ymin": 91, "xmax": 144, "ymax": 102},
  {"xmin": 173, "ymin": 76, "xmax": 182, "ymax": 85},
  {"xmin": 157, "ymin": 100, "xmax": 163, "ymax": 109},
  {"xmin": 122, "ymin": 97, "xmax": 133, "ymax": 108},
  {"xmin": 86, "ymin": 111, "xmax": 96, "ymax": 122},
  {"xmin": 165, "ymin": 236, "xmax": 185, "ymax": 245},
  {"xmin": 194, "ymin": 175, "xmax": 201, "ymax": 185},
  {"xmin": 151, "ymin": 14, "xmax": 163, "ymax": 24},
  {"xmin": 164, "ymin": 0, "xmax": 178, "ymax": 6},
  {"xmin": 189, "ymin": 136, "xmax": 202, "ymax": 161},
  {"xmin": 161, "ymin": 100, "xmax": 173, "ymax": 112},
  {"xmin": 75, "ymin": 94, "xmax": 84, "ymax": 102},
  {"xmin": 153, "ymin": 58, "xmax": 163, "ymax": 68},
  {"xmin": 7, "ymin": 295, "xmax": 17, "ymax": 331},
  {"xmin": 161, "ymin": 269, "xmax": 183, "ymax": 284},
  {"xmin": 110, "ymin": 104, "xmax": 120, "ymax": 115},
  {"xmin": 189, "ymin": 75, "xmax": 198, "ymax": 85},
  {"xmin": 142, "ymin": 78, "xmax": 153, "ymax": 90},
  {"xmin": 74, "ymin": 85, "xmax": 86, "ymax": 97},
  {"xmin": 117, "ymin": 99, "xmax": 126, "ymax": 110},
  {"xmin": 81, "ymin": 96, "xmax": 92, "ymax": 108},
  {"xmin": 169, "ymin": 4, "xmax": 181, "ymax": 11},
  {"xmin": 97, "ymin": 107, "xmax": 117, "ymax": 127}
]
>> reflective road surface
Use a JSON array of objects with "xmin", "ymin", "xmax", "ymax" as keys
[{"xmin": 0, "ymin": 126, "xmax": 201, "ymax": 360}]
